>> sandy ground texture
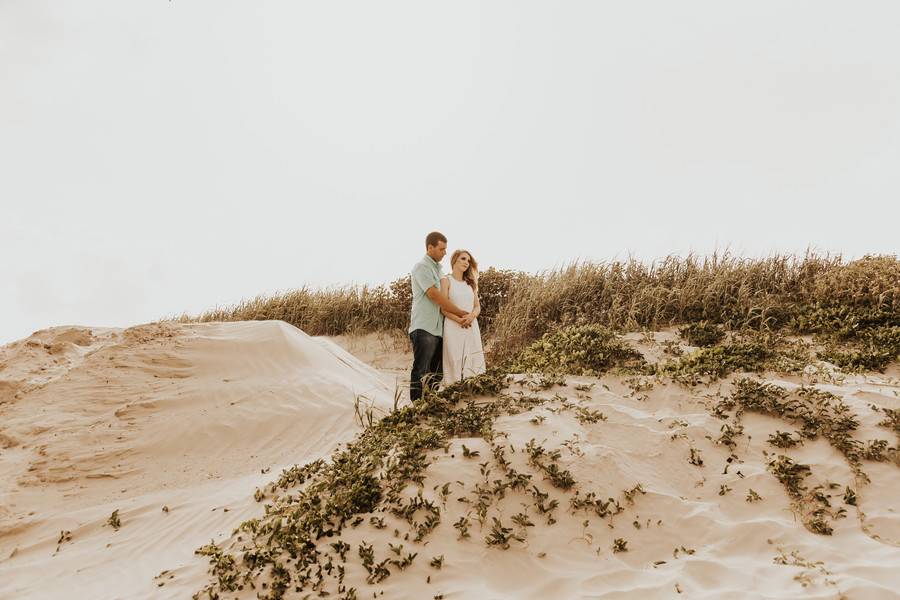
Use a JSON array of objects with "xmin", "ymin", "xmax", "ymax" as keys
[
  {"xmin": 0, "ymin": 321, "xmax": 394, "ymax": 599},
  {"xmin": 1, "ymin": 324, "xmax": 899, "ymax": 599}
]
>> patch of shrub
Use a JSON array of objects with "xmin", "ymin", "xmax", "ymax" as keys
[
  {"xmin": 879, "ymin": 408, "xmax": 900, "ymax": 435},
  {"xmin": 508, "ymin": 325, "xmax": 645, "ymax": 376},
  {"xmin": 793, "ymin": 304, "xmax": 899, "ymax": 340},
  {"xmin": 679, "ymin": 321, "xmax": 725, "ymax": 347},
  {"xmin": 661, "ymin": 333, "xmax": 781, "ymax": 382},
  {"xmin": 475, "ymin": 268, "xmax": 534, "ymax": 334},
  {"xmin": 727, "ymin": 378, "xmax": 876, "ymax": 476},
  {"xmin": 818, "ymin": 326, "xmax": 900, "ymax": 373},
  {"xmin": 766, "ymin": 455, "xmax": 834, "ymax": 536},
  {"xmin": 193, "ymin": 369, "xmax": 519, "ymax": 599},
  {"xmin": 768, "ymin": 430, "xmax": 801, "ymax": 448},
  {"xmin": 819, "ymin": 347, "xmax": 894, "ymax": 373}
]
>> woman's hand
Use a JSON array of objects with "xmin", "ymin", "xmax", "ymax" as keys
[{"xmin": 460, "ymin": 313, "xmax": 475, "ymax": 328}]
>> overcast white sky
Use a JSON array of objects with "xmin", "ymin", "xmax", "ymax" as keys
[{"xmin": 2, "ymin": 1, "xmax": 899, "ymax": 344}]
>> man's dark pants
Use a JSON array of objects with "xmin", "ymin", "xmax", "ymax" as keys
[{"xmin": 409, "ymin": 329, "xmax": 442, "ymax": 402}]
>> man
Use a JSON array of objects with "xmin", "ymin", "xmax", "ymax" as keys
[{"xmin": 408, "ymin": 231, "xmax": 469, "ymax": 401}]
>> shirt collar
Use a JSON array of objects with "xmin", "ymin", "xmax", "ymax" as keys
[{"xmin": 424, "ymin": 254, "xmax": 441, "ymax": 269}]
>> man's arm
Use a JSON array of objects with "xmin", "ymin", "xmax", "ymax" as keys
[
  {"xmin": 440, "ymin": 279, "xmax": 471, "ymax": 327},
  {"xmin": 426, "ymin": 286, "xmax": 468, "ymax": 317},
  {"xmin": 439, "ymin": 279, "xmax": 458, "ymax": 319}
]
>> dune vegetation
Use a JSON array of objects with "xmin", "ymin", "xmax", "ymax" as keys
[
  {"xmin": 178, "ymin": 253, "xmax": 900, "ymax": 374},
  {"xmin": 183, "ymin": 253, "xmax": 900, "ymax": 599},
  {"xmin": 193, "ymin": 358, "xmax": 900, "ymax": 598}
]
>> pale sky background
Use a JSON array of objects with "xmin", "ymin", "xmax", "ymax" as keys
[{"xmin": 2, "ymin": 1, "xmax": 899, "ymax": 344}]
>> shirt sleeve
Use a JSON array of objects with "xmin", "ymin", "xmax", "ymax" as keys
[{"xmin": 412, "ymin": 263, "xmax": 439, "ymax": 292}]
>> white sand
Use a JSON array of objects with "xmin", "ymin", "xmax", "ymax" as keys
[
  {"xmin": 1, "ymin": 323, "xmax": 899, "ymax": 599},
  {"xmin": 0, "ymin": 321, "xmax": 394, "ymax": 599}
]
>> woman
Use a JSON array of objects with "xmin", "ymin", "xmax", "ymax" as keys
[{"xmin": 440, "ymin": 249, "xmax": 486, "ymax": 384}]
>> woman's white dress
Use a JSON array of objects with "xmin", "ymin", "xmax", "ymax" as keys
[{"xmin": 442, "ymin": 276, "xmax": 486, "ymax": 384}]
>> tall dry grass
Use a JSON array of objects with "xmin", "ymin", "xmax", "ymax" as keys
[
  {"xmin": 174, "ymin": 253, "xmax": 899, "ymax": 362},
  {"xmin": 175, "ymin": 268, "xmax": 526, "ymax": 337},
  {"xmin": 174, "ymin": 284, "xmax": 407, "ymax": 336},
  {"xmin": 486, "ymin": 253, "xmax": 900, "ymax": 362}
]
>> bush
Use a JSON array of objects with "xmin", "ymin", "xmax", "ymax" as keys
[
  {"xmin": 819, "ymin": 326, "xmax": 900, "ymax": 372},
  {"xmin": 508, "ymin": 324, "xmax": 645, "ymax": 376},
  {"xmin": 679, "ymin": 321, "xmax": 726, "ymax": 347},
  {"xmin": 793, "ymin": 304, "xmax": 900, "ymax": 340},
  {"xmin": 662, "ymin": 333, "xmax": 783, "ymax": 381},
  {"xmin": 475, "ymin": 268, "xmax": 533, "ymax": 334}
]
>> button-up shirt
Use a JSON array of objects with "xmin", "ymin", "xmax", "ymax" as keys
[{"xmin": 408, "ymin": 255, "xmax": 444, "ymax": 336}]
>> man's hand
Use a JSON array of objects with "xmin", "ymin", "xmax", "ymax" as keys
[
  {"xmin": 460, "ymin": 313, "xmax": 475, "ymax": 328},
  {"xmin": 426, "ymin": 286, "xmax": 468, "ymax": 318}
]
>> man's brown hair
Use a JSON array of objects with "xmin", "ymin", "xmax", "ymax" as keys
[{"xmin": 425, "ymin": 231, "xmax": 447, "ymax": 248}]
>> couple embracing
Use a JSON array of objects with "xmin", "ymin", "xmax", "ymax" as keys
[{"xmin": 408, "ymin": 231, "xmax": 486, "ymax": 401}]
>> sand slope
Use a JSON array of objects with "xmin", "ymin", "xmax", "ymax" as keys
[
  {"xmin": 0, "ymin": 321, "xmax": 394, "ymax": 599},
  {"xmin": 380, "ymin": 373, "xmax": 900, "ymax": 600},
  {"xmin": 2, "ymin": 325, "xmax": 899, "ymax": 599},
  {"xmin": 185, "ymin": 332, "xmax": 900, "ymax": 600}
]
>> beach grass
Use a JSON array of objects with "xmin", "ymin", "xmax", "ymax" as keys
[
  {"xmin": 487, "ymin": 253, "xmax": 899, "ymax": 363},
  {"xmin": 175, "ymin": 253, "xmax": 899, "ymax": 370},
  {"xmin": 175, "ymin": 267, "xmax": 526, "ymax": 338}
]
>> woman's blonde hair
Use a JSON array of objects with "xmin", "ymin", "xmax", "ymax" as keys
[{"xmin": 451, "ymin": 250, "xmax": 479, "ymax": 290}]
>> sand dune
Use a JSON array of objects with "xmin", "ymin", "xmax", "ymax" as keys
[
  {"xmin": 1, "ymin": 323, "xmax": 899, "ymax": 599},
  {"xmin": 242, "ymin": 370, "xmax": 896, "ymax": 600},
  {"xmin": 0, "ymin": 321, "xmax": 394, "ymax": 599}
]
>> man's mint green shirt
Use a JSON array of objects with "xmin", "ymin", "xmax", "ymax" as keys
[{"xmin": 409, "ymin": 255, "xmax": 444, "ymax": 337}]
